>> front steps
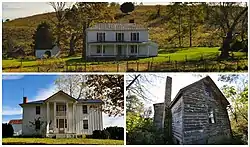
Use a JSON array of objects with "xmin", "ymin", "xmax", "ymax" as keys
[{"xmin": 47, "ymin": 133, "xmax": 77, "ymax": 138}]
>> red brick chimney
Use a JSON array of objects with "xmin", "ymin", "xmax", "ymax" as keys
[{"xmin": 23, "ymin": 97, "xmax": 27, "ymax": 104}]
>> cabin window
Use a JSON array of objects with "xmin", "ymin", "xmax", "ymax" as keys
[
  {"xmin": 35, "ymin": 120, "xmax": 40, "ymax": 130},
  {"xmin": 116, "ymin": 33, "xmax": 124, "ymax": 41},
  {"xmin": 205, "ymin": 86, "xmax": 212, "ymax": 97},
  {"xmin": 130, "ymin": 45, "xmax": 138, "ymax": 54},
  {"xmin": 83, "ymin": 120, "xmax": 88, "ymax": 129},
  {"xmin": 97, "ymin": 33, "xmax": 105, "ymax": 42},
  {"xmin": 82, "ymin": 105, "xmax": 88, "ymax": 114},
  {"xmin": 208, "ymin": 109, "xmax": 215, "ymax": 123},
  {"xmin": 131, "ymin": 32, "xmax": 139, "ymax": 41},
  {"xmin": 36, "ymin": 106, "xmax": 40, "ymax": 115}
]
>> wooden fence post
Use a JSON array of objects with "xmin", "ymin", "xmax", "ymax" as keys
[
  {"xmin": 168, "ymin": 56, "xmax": 170, "ymax": 62},
  {"xmin": 147, "ymin": 61, "xmax": 150, "ymax": 71},
  {"xmin": 84, "ymin": 62, "xmax": 87, "ymax": 72},
  {"xmin": 175, "ymin": 61, "xmax": 177, "ymax": 70},
  {"xmin": 136, "ymin": 61, "xmax": 139, "ymax": 71},
  {"xmin": 126, "ymin": 61, "xmax": 129, "ymax": 71},
  {"xmin": 185, "ymin": 55, "xmax": 187, "ymax": 62},
  {"xmin": 117, "ymin": 62, "xmax": 119, "ymax": 72},
  {"xmin": 150, "ymin": 61, "xmax": 153, "ymax": 70}
]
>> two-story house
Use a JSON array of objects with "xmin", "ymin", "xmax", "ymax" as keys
[
  {"xmin": 85, "ymin": 23, "xmax": 158, "ymax": 59},
  {"xmin": 20, "ymin": 90, "xmax": 103, "ymax": 138}
]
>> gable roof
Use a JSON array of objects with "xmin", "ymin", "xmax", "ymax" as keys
[
  {"xmin": 169, "ymin": 76, "xmax": 230, "ymax": 108},
  {"xmin": 87, "ymin": 23, "xmax": 147, "ymax": 31},
  {"xmin": 9, "ymin": 119, "xmax": 22, "ymax": 124},
  {"xmin": 19, "ymin": 90, "xmax": 103, "ymax": 106}
]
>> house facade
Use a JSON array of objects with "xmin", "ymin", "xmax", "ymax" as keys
[
  {"xmin": 85, "ymin": 23, "xmax": 158, "ymax": 59},
  {"xmin": 9, "ymin": 119, "xmax": 22, "ymax": 136},
  {"xmin": 20, "ymin": 91, "xmax": 103, "ymax": 138},
  {"xmin": 153, "ymin": 76, "xmax": 232, "ymax": 144}
]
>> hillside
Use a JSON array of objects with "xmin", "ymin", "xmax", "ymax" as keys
[{"xmin": 2, "ymin": 4, "xmax": 244, "ymax": 57}]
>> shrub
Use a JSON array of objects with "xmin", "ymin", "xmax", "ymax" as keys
[
  {"xmin": 105, "ymin": 126, "xmax": 124, "ymax": 140},
  {"xmin": 2, "ymin": 123, "xmax": 14, "ymax": 138},
  {"xmin": 92, "ymin": 130, "xmax": 110, "ymax": 139}
]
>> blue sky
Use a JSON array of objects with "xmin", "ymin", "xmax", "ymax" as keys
[{"xmin": 2, "ymin": 75, "xmax": 124, "ymax": 128}]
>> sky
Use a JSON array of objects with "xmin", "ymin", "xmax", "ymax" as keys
[{"xmin": 2, "ymin": 75, "xmax": 124, "ymax": 128}]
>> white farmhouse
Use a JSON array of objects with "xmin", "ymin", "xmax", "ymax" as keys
[
  {"xmin": 9, "ymin": 119, "xmax": 22, "ymax": 136},
  {"xmin": 20, "ymin": 91, "xmax": 103, "ymax": 138},
  {"xmin": 35, "ymin": 45, "xmax": 60, "ymax": 58},
  {"xmin": 86, "ymin": 23, "xmax": 158, "ymax": 59}
]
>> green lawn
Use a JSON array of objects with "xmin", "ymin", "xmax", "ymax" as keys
[
  {"xmin": 2, "ymin": 47, "xmax": 247, "ymax": 72},
  {"xmin": 2, "ymin": 138, "xmax": 124, "ymax": 145}
]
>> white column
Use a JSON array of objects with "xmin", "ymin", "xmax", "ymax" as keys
[
  {"xmin": 73, "ymin": 103, "xmax": 75, "ymax": 133},
  {"xmin": 147, "ymin": 45, "xmax": 150, "ymax": 57},
  {"xmin": 100, "ymin": 105, "xmax": 103, "ymax": 130},
  {"xmin": 46, "ymin": 102, "xmax": 50, "ymax": 134},
  {"xmin": 126, "ymin": 44, "xmax": 129, "ymax": 57},
  {"xmin": 101, "ymin": 45, "xmax": 103, "ymax": 56},
  {"xmin": 54, "ymin": 102, "xmax": 56, "ymax": 133},
  {"xmin": 114, "ymin": 44, "xmax": 116, "ymax": 56},
  {"xmin": 137, "ymin": 44, "xmax": 139, "ymax": 57},
  {"xmin": 66, "ymin": 103, "xmax": 68, "ymax": 132}
]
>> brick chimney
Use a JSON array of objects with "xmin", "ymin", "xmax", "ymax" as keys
[
  {"xmin": 162, "ymin": 76, "xmax": 172, "ymax": 128},
  {"xmin": 23, "ymin": 97, "xmax": 27, "ymax": 104}
]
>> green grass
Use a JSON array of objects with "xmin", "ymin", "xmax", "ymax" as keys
[
  {"xmin": 2, "ymin": 47, "xmax": 247, "ymax": 72},
  {"xmin": 2, "ymin": 138, "xmax": 124, "ymax": 145}
]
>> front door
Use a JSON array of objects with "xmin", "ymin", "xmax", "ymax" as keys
[
  {"xmin": 59, "ymin": 119, "xmax": 64, "ymax": 134},
  {"xmin": 117, "ymin": 45, "xmax": 122, "ymax": 56}
]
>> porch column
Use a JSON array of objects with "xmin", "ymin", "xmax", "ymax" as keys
[
  {"xmin": 46, "ymin": 102, "xmax": 50, "ymax": 134},
  {"xmin": 66, "ymin": 103, "xmax": 68, "ymax": 132},
  {"xmin": 114, "ymin": 44, "xmax": 116, "ymax": 56},
  {"xmin": 101, "ymin": 45, "xmax": 103, "ymax": 56},
  {"xmin": 147, "ymin": 46, "xmax": 150, "ymax": 57},
  {"xmin": 126, "ymin": 44, "xmax": 129, "ymax": 57},
  {"xmin": 88, "ymin": 45, "xmax": 91, "ymax": 56},
  {"xmin": 53, "ymin": 102, "xmax": 56, "ymax": 132},
  {"xmin": 73, "ymin": 103, "xmax": 75, "ymax": 133},
  {"xmin": 137, "ymin": 44, "xmax": 139, "ymax": 57}
]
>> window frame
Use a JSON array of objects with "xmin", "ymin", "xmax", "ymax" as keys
[
  {"xmin": 131, "ymin": 32, "xmax": 139, "ymax": 41},
  {"xmin": 130, "ymin": 45, "xmax": 138, "ymax": 54},
  {"xmin": 116, "ymin": 33, "xmax": 124, "ymax": 42},
  {"xmin": 208, "ymin": 109, "xmax": 216, "ymax": 124},
  {"xmin": 35, "ymin": 120, "xmax": 40, "ymax": 130},
  {"xmin": 82, "ymin": 105, "xmax": 88, "ymax": 114},
  {"xmin": 83, "ymin": 120, "xmax": 88, "ymax": 129},
  {"xmin": 97, "ymin": 33, "xmax": 105, "ymax": 42},
  {"xmin": 36, "ymin": 106, "xmax": 40, "ymax": 115}
]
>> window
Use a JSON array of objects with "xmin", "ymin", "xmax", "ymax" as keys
[
  {"xmin": 96, "ymin": 46, "xmax": 105, "ymax": 54},
  {"xmin": 97, "ymin": 33, "xmax": 105, "ymax": 42},
  {"xmin": 131, "ymin": 32, "xmax": 139, "ymax": 41},
  {"xmin": 36, "ymin": 106, "xmax": 40, "ymax": 115},
  {"xmin": 56, "ymin": 119, "xmax": 58, "ymax": 128},
  {"xmin": 56, "ymin": 105, "xmax": 66, "ymax": 111},
  {"xmin": 116, "ymin": 33, "xmax": 124, "ymax": 41},
  {"xmin": 208, "ymin": 109, "xmax": 215, "ymax": 124},
  {"xmin": 205, "ymin": 86, "xmax": 212, "ymax": 97},
  {"xmin": 130, "ymin": 45, "xmax": 138, "ymax": 54},
  {"xmin": 35, "ymin": 120, "xmax": 40, "ymax": 130},
  {"xmin": 82, "ymin": 105, "xmax": 88, "ymax": 114},
  {"xmin": 83, "ymin": 120, "xmax": 88, "ymax": 129},
  {"xmin": 65, "ymin": 119, "xmax": 67, "ymax": 128}
]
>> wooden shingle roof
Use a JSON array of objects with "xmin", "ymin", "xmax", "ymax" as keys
[{"xmin": 87, "ymin": 23, "xmax": 147, "ymax": 31}]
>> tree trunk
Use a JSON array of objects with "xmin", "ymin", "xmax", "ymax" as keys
[
  {"xmin": 178, "ymin": 12, "xmax": 182, "ymax": 47},
  {"xmin": 220, "ymin": 31, "xmax": 232, "ymax": 58},
  {"xmin": 69, "ymin": 34, "xmax": 76, "ymax": 56}
]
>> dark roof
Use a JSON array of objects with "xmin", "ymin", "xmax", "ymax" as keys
[
  {"xmin": 87, "ymin": 23, "xmax": 147, "ymax": 31},
  {"xmin": 169, "ymin": 76, "xmax": 230, "ymax": 108},
  {"xmin": 20, "ymin": 91, "xmax": 103, "ymax": 106},
  {"xmin": 9, "ymin": 119, "xmax": 22, "ymax": 124}
]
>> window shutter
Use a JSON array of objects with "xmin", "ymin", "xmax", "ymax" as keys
[
  {"xmin": 137, "ymin": 33, "xmax": 139, "ymax": 41},
  {"xmin": 97, "ymin": 33, "xmax": 99, "ymax": 41},
  {"xmin": 131, "ymin": 33, "xmax": 132, "ymax": 41}
]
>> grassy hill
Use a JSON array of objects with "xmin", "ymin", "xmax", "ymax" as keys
[{"xmin": 3, "ymin": 5, "xmax": 222, "ymax": 56}]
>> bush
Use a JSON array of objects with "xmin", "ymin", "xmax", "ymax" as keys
[
  {"xmin": 92, "ymin": 130, "xmax": 110, "ymax": 139},
  {"xmin": 2, "ymin": 123, "xmax": 14, "ymax": 138},
  {"xmin": 105, "ymin": 126, "xmax": 124, "ymax": 140}
]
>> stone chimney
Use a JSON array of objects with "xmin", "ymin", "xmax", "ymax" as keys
[
  {"xmin": 23, "ymin": 97, "xmax": 27, "ymax": 104},
  {"xmin": 162, "ymin": 76, "xmax": 172, "ymax": 128}
]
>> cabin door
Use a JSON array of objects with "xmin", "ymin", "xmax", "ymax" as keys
[{"xmin": 58, "ymin": 119, "xmax": 65, "ymax": 133}]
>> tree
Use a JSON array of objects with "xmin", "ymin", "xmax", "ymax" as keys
[
  {"xmin": 85, "ymin": 75, "xmax": 124, "ymax": 116},
  {"xmin": 207, "ymin": 2, "xmax": 248, "ymax": 58},
  {"xmin": 2, "ymin": 123, "xmax": 14, "ymax": 137},
  {"xmin": 120, "ymin": 2, "xmax": 135, "ymax": 14},
  {"xmin": 49, "ymin": 2, "xmax": 67, "ymax": 47},
  {"xmin": 32, "ymin": 22, "xmax": 54, "ymax": 55}
]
